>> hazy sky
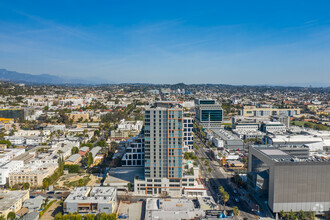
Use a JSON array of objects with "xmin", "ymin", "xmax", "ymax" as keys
[{"xmin": 0, "ymin": 1, "xmax": 330, "ymax": 85}]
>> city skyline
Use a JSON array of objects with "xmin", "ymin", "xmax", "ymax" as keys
[{"xmin": 1, "ymin": 1, "xmax": 330, "ymax": 86}]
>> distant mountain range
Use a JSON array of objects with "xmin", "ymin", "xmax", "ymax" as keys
[
  {"xmin": 0, "ymin": 69, "xmax": 108, "ymax": 85},
  {"xmin": 0, "ymin": 68, "xmax": 328, "ymax": 87}
]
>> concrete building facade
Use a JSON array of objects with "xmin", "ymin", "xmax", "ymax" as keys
[
  {"xmin": 247, "ymin": 145, "xmax": 330, "ymax": 214},
  {"xmin": 64, "ymin": 187, "xmax": 117, "ymax": 214}
]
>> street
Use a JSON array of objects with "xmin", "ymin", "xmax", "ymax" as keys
[{"xmin": 194, "ymin": 135, "xmax": 259, "ymax": 219}]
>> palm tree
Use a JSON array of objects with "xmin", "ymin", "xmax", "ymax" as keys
[
  {"xmin": 232, "ymin": 206, "xmax": 240, "ymax": 220},
  {"xmin": 222, "ymin": 191, "xmax": 230, "ymax": 213},
  {"xmin": 288, "ymin": 209, "xmax": 295, "ymax": 220},
  {"xmin": 279, "ymin": 210, "xmax": 286, "ymax": 220},
  {"xmin": 297, "ymin": 210, "xmax": 305, "ymax": 220},
  {"xmin": 218, "ymin": 186, "xmax": 225, "ymax": 195}
]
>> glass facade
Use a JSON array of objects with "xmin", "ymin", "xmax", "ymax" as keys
[
  {"xmin": 199, "ymin": 100, "xmax": 215, "ymax": 105},
  {"xmin": 201, "ymin": 109, "xmax": 223, "ymax": 122}
]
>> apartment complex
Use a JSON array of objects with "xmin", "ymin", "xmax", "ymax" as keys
[
  {"xmin": 0, "ymin": 160, "xmax": 24, "ymax": 185},
  {"xmin": 121, "ymin": 133, "xmax": 145, "ymax": 167},
  {"xmin": 143, "ymin": 101, "xmax": 183, "ymax": 196},
  {"xmin": 183, "ymin": 116, "xmax": 194, "ymax": 150},
  {"xmin": 9, "ymin": 163, "xmax": 57, "ymax": 188},
  {"xmin": 0, "ymin": 190, "xmax": 29, "ymax": 217},
  {"xmin": 195, "ymin": 98, "xmax": 223, "ymax": 129},
  {"xmin": 134, "ymin": 102, "xmax": 205, "ymax": 197}
]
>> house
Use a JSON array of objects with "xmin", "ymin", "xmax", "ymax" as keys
[
  {"xmin": 65, "ymin": 154, "xmax": 82, "ymax": 165},
  {"xmin": 78, "ymin": 146, "xmax": 90, "ymax": 156}
]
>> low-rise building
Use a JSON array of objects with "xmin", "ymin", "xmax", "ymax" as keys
[
  {"xmin": 0, "ymin": 148, "xmax": 25, "ymax": 166},
  {"xmin": 145, "ymin": 198, "xmax": 204, "ymax": 220},
  {"xmin": 78, "ymin": 147, "xmax": 90, "ymax": 156},
  {"xmin": 9, "ymin": 163, "xmax": 57, "ymax": 188},
  {"xmin": 23, "ymin": 195, "xmax": 45, "ymax": 213},
  {"xmin": 260, "ymin": 121, "xmax": 286, "ymax": 134},
  {"xmin": 242, "ymin": 106, "xmax": 300, "ymax": 117},
  {"xmin": 0, "ymin": 190, "xmax": 29, "ymax": 217},
  {"xmin": 65, "ymin": 154, "xmax": 82, "ymax": 165},
  {"xmin": 64, "ymin": 187, "xmax": 117, "ymax": 214},
  {"xmin": 0, "ymin": 161, "xmax": 24, "ymax": 185},
  {"xmin": 210, "ymin": 129, "xmax": 244, "ymax": 150}
]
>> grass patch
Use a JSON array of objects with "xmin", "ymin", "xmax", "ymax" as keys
[
  {"xmin": 39, "ymin": 200, "xmax": 56, "ymax": 217},
  {"xmin": 64, "ymin": 176, "xmax": 91, "ymax": 187}
]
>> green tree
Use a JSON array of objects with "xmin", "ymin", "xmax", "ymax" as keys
[
  {"xmin": 87, "ymin": 153, "xmax": 94, "ymax": 167},
  {"xmin": 110, "ymin": 141, "xmax": 118, "ymax": 151},
  {"xmin": 287, "ymin": 209, "xmax": 296, "ymax": 220},
  {"xmin": 127, "ymin": 182, "xmax": 132, "ymax": 191},
  {"xmin": 222, "ymin": 191, "xmax": 230, "ymax": 211},
  {"xmin": 96, "ymin": 140, "xmax": 107, "ymax": 147},
  {"xmin": 78, "ymin": 178, "xmax": 84, "ymax": 186},
  {"xmin": 71, "ymin": 147, "xmax": 79, "ymax": 154},
  {"xmin": 7, "ymin": 212, "xmax": 15, "ymax": 220},
  {"xmin": 94, "ymin": 130, "xmax": 101, "ymax": 137},
  {"xmin": 297, "ymin": 210, "xmax": 305, "ymax": 220},
  {"xmin": 43, "ymin": 178, "xmax": 50, "ymax": 189},
  {"xmin": 279, "ymin": 210, "xmax": 286, "ymax": 220},
  {"xmin": 307, "ymin": 211, "xmax": 314, "ymax": 220},
  {"xmin": 218, "ymin": 186, "xmax": 225, "ymax": 195},
  {"xmin": 23, "ymin": 182, "xmax": 30, "ymax": 190},
  {"xmin": 232, "ymin": 206, "xmax": 240, "ymax": 220},
  {"xmin": 0, "ymin": 140, "xmax": 11, "ymax": 147},
  {"xmin": 55, "ymin": 212, "xmax": 63, "ymax": 220},
  {"xmin": 64, "ymin": 165, "xmax": 81, "ymax": 173}
]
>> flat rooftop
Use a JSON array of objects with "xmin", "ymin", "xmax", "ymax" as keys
[
  {"xmin": 117, "ymin": 201, "xmax": 143, "ymax": 220},
  {"xmin": 145, "ymin": 198, "xmax": 203, "ymax": 220},
  {"xmin": 65, "ymin": 187, "xmax": 116, "ymax": 204},
  {"xmin": 0, "ymin": 190, "xmax": 28, "ymax": 211},
  {"xmin": 259, "ymin": 149, "xmax": 293, "ymax": 161},
  {"xmin": 252, "ymin": 145, "xmax": 330, "ymax": 163},
  {"xmin": 107, "ymin": 167, "xmax": 144, "ymax": 182}
]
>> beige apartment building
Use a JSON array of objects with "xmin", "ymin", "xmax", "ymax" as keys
[
  {"xmin": 242, "ymin": 106, "xmax": 300, "ymax": 117},
  {"xmin": 9, "ymin": 164, "xmax": 57, "ymax": 188},
  {"xmin": 0, "ymin": 190, "xmax": 29, "ymax": 217}
]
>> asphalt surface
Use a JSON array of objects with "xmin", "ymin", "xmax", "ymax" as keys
[{"xmin": 194, "ymin": 135, "xmax": 259, "ymax": 219}]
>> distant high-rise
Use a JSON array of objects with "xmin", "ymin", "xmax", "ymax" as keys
[{"xmin": 194, "ymin": 98, "xmax": 223, "ymax": 129}]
